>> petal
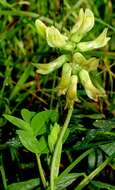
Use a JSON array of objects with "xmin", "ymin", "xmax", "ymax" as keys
[
  {"xmin": 73, "ymin": 52, "xmax": 86, "ymax": 65},
  {"xmin": 46, "ymin": 26, "xmax": 68, "ymax": 48},
  {"xmin": 71, "ymin": 8, "xmax": 84, "ymax": 34},
  {"xmin": 81, "ymin": 9, "xmax": 94, "ymax": 34},
  {"xmin": 79, "ymin": 69, "xmax": 101, "ymax": 101},
  {"xmin": 77, "ymin": 28, "xmax": 110, "ymax": 52},
  {"xmin": 70, "ymin": 9, "xmax": 94, "ymax": 43},
  {"xmin": 86, "ymin": 57, "xmax": 99, "ymax": 71},
  {"xmin": 33, "ymin": 55, "xmax": 68, "ymax": 75},
  {"xmin": 66, "ymin": 75, "xmax": 79, "ymax": 108},
  {"xmin": 72, "ymin": 52, "xmax": 99, "ymax": 71},
  {"xmin": 58, "ymin": 63, "xmax": 72, "ymax": 95},
  {"xmin": 35, "ymin": 19, "xmax": 47, "ymax": 38}
]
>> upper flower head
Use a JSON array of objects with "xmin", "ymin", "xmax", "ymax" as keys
[{"xmin": 34, "ymin": 9, "xmax": 110, "ymax": 108}]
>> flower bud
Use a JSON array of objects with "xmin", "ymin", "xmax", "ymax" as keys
[
  {"xmin": 46, "ymin": 26, "xmax": 68, "ymax": 48},
  {"xmin": 81, "ymin": 8, "xmax": 94, "ymax": 34},
  {"xmin": 35, "ymin": 19, "xmax": 47, "ymax": 38},
  {"xmin": 71, "ymin": 8, "xmax": 84, "ymax": 34},
  {"xmin": 73, "ymin": 52, "xmax": 99, "ymax": 71},
  {"xmin": 66, "ymin": 75, "xmax": 79, "ymax": 109},
  {"xmin": 73, "ymin": 52, "xmax": 86, "ymax": 65},
  {"xmin": 77, "ymin": 28, "xmax": 110, "ymax": 52},
  {"xmin": 33, "ymin": 55, "xmax": 68, "ymax": 75},
  {"xmin": 48, "ymin": 123, "xmax": 60, "ymax": 153},
  {"xmin": 71, "ymin": 9, "xmax": 94, "ymax": 43},
  {"xmin": 79, "ymin": 69, "xmax": 101, "ymax": 101},
  {"xmin": 58, "ymin": 63, "xmax": 72, "ymax": 96}
]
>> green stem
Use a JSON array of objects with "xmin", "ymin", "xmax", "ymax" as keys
[
  {"xmin": 50, "ymin": 107, "xmax": 73, "ymax": 190},
  {"xmin": 0, "ymin": 10, "xmax": 39, "ymax": 18},
  {"xmin": 75, "ymin": 157, "xmax": 111, "ymax": 190},
  {"xmin": 36, "ymin": 154, "xmax": 47, "ymax": 189},
  {"xmin": 0, "ymin": 165, "xmax": 7, "ymax": 190},
  {"xmin": 9, "ymin": 64, "xmax": 32, "ymax": 100}
]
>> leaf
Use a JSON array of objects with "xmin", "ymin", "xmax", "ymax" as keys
[
  {"xmin": 31, "ymin": 110, "xmax": 58, "ymax": 136},
  {"xmin": 17, "ymin": 130, "xmax": 48, "ymax": 154},
  {"xmin": 9, "ymin": 64, "xmax": 32, "ymax": 100},
  {"xmin": 55, "ymin": 173, "xmax": 85, "ymax": 190},
  {"xmin": 93, "ymin": 120, "xmax": 115, "ymax": 129},
  {"xmin": 88, "ymin": 150, "xmax": 96, "ymax": 170},
  {"xmin": 4, "ymin": 114, "xmax": 30, "ymax": 130},
  {"xmin": 7, "ymin": 178, "xmax": 40, "ymax": 190},
  {"xmin": 56, "ymin": 173, "xmax": 84, "ymax": 189},
  {"xmin": 99, "ymin": 142, "xmax": 115, "ymax": 156},
  {"xmin": 38, "ymin": 136, "xmax": 49, "ymax": 154},
  {"xmin": 59, "ymin": 149, "xmax": 93, "ymax": 179},
  {"xmin": 91, "ymin": 180, "xmax": 115, "ymax": 190},
  {"xmin": 21, "ymin": 109, "xmax": 36, "ymax": 123},
  {"xmin": 48, "ymin": 123, "xmax": 60, "ymax": 152}
]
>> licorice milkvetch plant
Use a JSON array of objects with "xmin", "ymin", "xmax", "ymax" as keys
[
  {"xmin": 34, "ymin": 8, "xmax": 110, "ymax": 190},
  {"xmin": 4, "ymin": 8, "xmax": 110, "ymax": 190}
]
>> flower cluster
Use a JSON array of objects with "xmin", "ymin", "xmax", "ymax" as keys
[{"xmin": 34, "ymin": 8, "xmax": 110, "ymax": 108}]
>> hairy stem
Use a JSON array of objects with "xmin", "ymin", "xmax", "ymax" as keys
[{"xmin": 50, "ymin": 107, "xmax": 73, "ymax": 190}]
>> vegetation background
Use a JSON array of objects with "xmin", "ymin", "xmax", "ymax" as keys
[{"xmin": 0, "ymin": 0, "xmax": 115, "ymax": 189}]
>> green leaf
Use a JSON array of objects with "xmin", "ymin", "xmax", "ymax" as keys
[
  {"xmin": 91, "ymin": 180, "xmax": 115, "ymax": 190},
  {"xmin": 99, "ymin": 142, "xmax": 115, "ymax": 156},
  {"xmin": 93, "ymin": 120, "xmax": 115, "ymax": 129},
  {"xmin": 38, "ymin": 136, "xmax": 49, "ymax": 154},
  {"xmin": 52, "ymin": 173, "xmax": 84, "ymax": 190},
  {"xmin": 9, "ymin": 64, "xmax": 32, "ymax": 100},
  {"xmin": 21, "ymin": 109, "xmax": 36, "ymax": 123},
  {"xmin": 31, "ymin": 110, "xmax": 58, "ymax": 136},
  {"xmin": 4, "ymin": 114, "xmax": 30, "ymax": 130},
  {"xmin": 17, "ymin": 130, "xmax": 48, "ymax": 154},
  {"xmin": 48, "ymin": 123, "xmax": 60, "ymax": 152},
  {"xmin": 59, "ymin": 149, "xmax": 93, "ymax": 179},
  {"xmin": 56, "ymin": 173, "xmax": 85, "ymax": 189},
  {"xmin": 7, "ymin": 178, "xmax": 40, "ymax": 190},
  {"xmin": 88, "ymin": 150, "xmax": 96, "ymax": 170}
]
